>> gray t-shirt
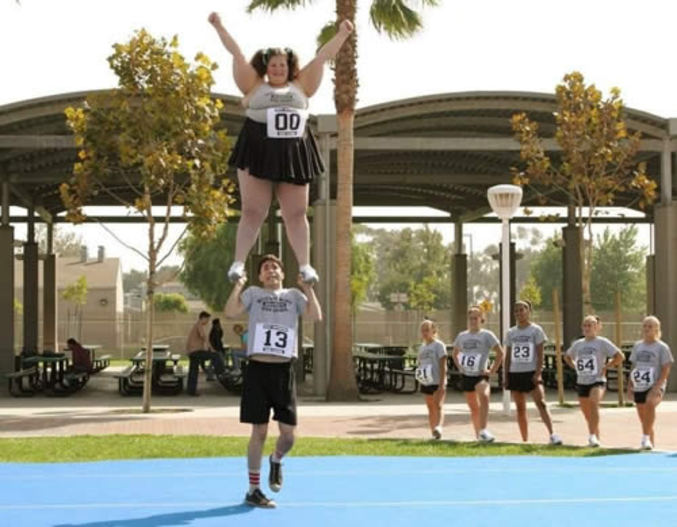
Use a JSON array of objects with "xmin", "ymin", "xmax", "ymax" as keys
[
  {"xmin": 629, "ymin": 339, "xmax": 674, "ymax": 392},
  {"xmin": 417, "ymin": 339, "xmax": 447, "ymax": 385},
  {"xmin": 241, "ymin": 286, "xmax": 307, "ymax": 359},
  {"xmin": 505, "ymin": 323, "xmax": 547, "ymax": 373},
  {"xmin": 453, "ymin": 329, "xmax": 500, "ymax": 376},
  {"xmin": 566, "ymin": 336, "xmax": 620, "ymax": 385}
]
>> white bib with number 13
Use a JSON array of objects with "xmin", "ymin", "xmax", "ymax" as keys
[{"xmin": 254, "ymin": 323, "xmax": 295, "ymax": 358}]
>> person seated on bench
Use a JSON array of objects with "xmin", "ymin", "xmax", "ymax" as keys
[
  {"xmin": 66, "ymin": 338, "xmax": 93, "ymax": 374},
  {"xmin": 185, "ymin": 311, "xmax": 228, "ymax": 396},
  {"xmin": 231, "ymin": 323, "xmax": 249, "ymax": 374}
]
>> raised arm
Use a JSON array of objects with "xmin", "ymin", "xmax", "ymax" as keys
[
  {"xmin": 208, "ymin": 12, "xmax": 260, "ymax": 94},
  {"xmin": 296, "ymin": 19, "xmax": 354, "ymax": 97},
  {"xmin": 225, "ymin": 277, "xmax": 247, "ymax": 318},
  {"xmin": 298, "ymin": 278, "xmax": 322, "ymax": 322}
]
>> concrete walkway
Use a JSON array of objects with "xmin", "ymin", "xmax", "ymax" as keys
[{"xmin": 1, "ymin": 372, "xmax": 676, "ymax": 451}]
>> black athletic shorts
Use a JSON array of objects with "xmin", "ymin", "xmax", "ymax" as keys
[
  {"xmin": 507, "ymin": 371, "xmax": 541, "ymax": 393},
  {"xmin": 461, "ymin": 375, "xmax": 489, "ymax": 392},
  {"xmin": 633, "ymin": 386, "xmax": 664, "ymax": 404},
  {"xmin": 420, "ymin": 384, "xmax": 439, "ymax": 395},
  {"xmin": 576, "ymin": 381, "xmax": 606, "ymax": 398},
  {"xmin": 240, "ymin": 359, "xmax": 297, "ymax": 426}
]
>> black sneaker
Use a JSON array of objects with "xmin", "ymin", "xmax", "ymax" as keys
[
  {"xmin": 268, "ymin": 455, "xmax": 283, "ymax": 492},
  {"xmin": 245, "ymin": 488, "xmax": 276, "ymax": 508}
]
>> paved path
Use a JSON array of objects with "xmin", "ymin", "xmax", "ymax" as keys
[{"xmin": 1, "ymin": 373, "xmax": 676, "ymax": 450}]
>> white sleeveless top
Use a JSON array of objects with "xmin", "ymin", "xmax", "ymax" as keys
[{"xmin": 245, "ymin": 82, "xmax": 309, "ymax": 123}]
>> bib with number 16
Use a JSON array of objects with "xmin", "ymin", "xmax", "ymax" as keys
[{"xmin": 254, "ymin": 323, "xmax": 295, "ymax": 358}]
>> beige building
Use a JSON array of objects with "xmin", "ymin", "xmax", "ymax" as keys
[{"xmin": 14, "ymin": 249, "xmax": 123, "ymax": 351}]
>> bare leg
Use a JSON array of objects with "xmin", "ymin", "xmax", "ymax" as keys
[
  {"xmin": 275, "ymin": 422, "xmax": 296, "ymax": 458},
  {"xmin": 512, "ymin": 391, "xmax": 528, "ymax": 442},
  {"xmin": 588, "ymin": 386, "xmax": 605, "ymax": 438},
  {"xmin": 531, "ymin": 384, "xmax": 554, "ymax": 436},
  {"xmin": 234, "ymin": 170, "xmax": 274, "ymax": 262},
  {"xmin": 424, "ymin": 395, "xmax": 438, "ymax": 433},
  {"xmin": 247, "ymin": 423, "xmax": 268, "ymax": 474},
  {"xmin": 465, "ymin": 391, "xmax": 481, "ymax": 437},
  {"xmin": 643, "ymin": 392, "xmax": 663, "ymax": 445},
  {"xmin": 579, "ymin": 397, "xmax": 592, "ymax": 435},
  {"xmin": 476, "ymin": 380, "xmax": 491, "ymax": 431},
  {"xmin": 276, "ymin": 182, "xmax": 310, "ymax": 267}
]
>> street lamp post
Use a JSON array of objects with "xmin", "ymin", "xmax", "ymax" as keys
[{"xmin": 487, "ymin": 184, "xmax": 523, "ymax": 415}]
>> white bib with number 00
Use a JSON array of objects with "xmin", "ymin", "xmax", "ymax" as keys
[
  {"xmin": 460, "ymin": 352, "xmax": 481, "ymax": 374},
  {"xmin": 415, "ymin": 364, "xmax": 434, "ymax": 386},
  {"xmin": 511, "ymin": 342, "xmax": 534, "ymax": 364},
  {"xmin": 631, "ymin": 367, "xmax": 655, "ymax": 391},
  {"xmin": 254, "ymin": 323, "xmax": 296, "ymax": 358},
  {"xmin": 266, "ymin": 107, "xmax": 308, "ymax": 138},
  {"xmin": 576, "ymin": 355, "xmax": 599, "ymax": 375}
]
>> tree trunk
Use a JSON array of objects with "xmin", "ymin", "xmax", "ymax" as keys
[
  {"xmin": 581, "ymin": 218, "xmax": 594, "ymax": 314},
  {"xmin": 327, "ymin": 0, "xmax": 359, "ymax": 401},
  {"xmin": 142, "ymin": 225, "xmax": 157, "ymax": 413}
]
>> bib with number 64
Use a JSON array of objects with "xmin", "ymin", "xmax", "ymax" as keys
[
  {"xmin": 266, "ymin": 107, "xmax": 308, "ymax": 138},
  {"xmin": 254, "ymin": 323, "xmax": 295, "ymax": 358}
]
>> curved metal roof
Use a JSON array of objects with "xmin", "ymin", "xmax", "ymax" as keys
[{"xmin": 0, "ymin": 90, "xmax": 668, "ymax": 219}]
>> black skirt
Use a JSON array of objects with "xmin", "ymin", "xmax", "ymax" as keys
[{"xmin": 229, "ymin": 118, "xmax": 325, "ymax": 185}]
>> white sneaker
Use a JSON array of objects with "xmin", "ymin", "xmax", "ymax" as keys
[
  {"xmin": 588, "ymin": 434, "xmax": 600, "ymax": 448},
  {"xmin": 549, "ymin": 433, "xmax": 563, "ymax": 445},
  {"xmin": 227, "ymin": 261, "xmax": 245, "ymax": 282},
  {"xmin": 479, "ymin": 429, "xmax": 495, "ymax": 443},
  {"xmin": 299, "ymin": 264, "xmax": 319, "ymax": 284},
  {"xmin": 640, "ymin": 436, "xmax": 653, "ymax": 450},
  {"xmin": 432, "ymin": 426, "xmax": 442, "ymax": 440}
]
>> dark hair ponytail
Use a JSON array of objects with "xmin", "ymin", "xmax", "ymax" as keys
[{"xmin": 249, "ymin": 47, "xmax": 300, "ymax": 80}]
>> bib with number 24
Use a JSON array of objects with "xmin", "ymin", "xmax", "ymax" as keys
[
  {"xmin": 266, "ymin": 107, "xmax": 308, "ymax": 138},
  {"xmin": 631, "ymin": 367, "xmax": 655, "ymax": 391},
  {"xmin": 254, "ymin": 323, "xmax": 295, "ymax": 358}
]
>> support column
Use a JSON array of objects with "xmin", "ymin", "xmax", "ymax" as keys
[
  {"xmin": 646, "ymin": 254, "xmax": 655, "ymax": 315},
  {"xmin": 43, "ymin": 223, "xmax": 58, "ymax": 353},
  {"xmin": 311, "ymin": 115, "xmax": 336, "ymax": 397},
  {"xmin": 562, "ymin": 225, "xmax": 583, "ymax": 349},
  {"xmin": 0, "ymin": 181, "xmax": 14, "ymax": 377},
  {"xmin": 452, "ymin": 222, "xmax": 467, "ymax": 339},
  {"xmin": 498, "ymin": 241, "xmax": 517, "ymax": 337},
  {"xmin": 23, "ymin": 206, "xmax": 39, "ymax": 355},
  {"xmin": 654, "ymin": 202, "xmax": 677, "ymax": 391}
]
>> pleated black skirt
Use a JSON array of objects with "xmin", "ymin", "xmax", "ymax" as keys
[{"xmin": 229, "ymin": 118, "xmax": 325, "ymax": 185}]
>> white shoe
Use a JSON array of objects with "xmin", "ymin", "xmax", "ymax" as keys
[
  {"xmin": 549, "ymin": 433, "xmax": 563, "ymax": 445},
  {"xmin": 640, "ymin": 436, "xmax": 653, "ymax": 450},
  {"xmin": 228, "ymin": 261, "xmax": 245, "ymax": 282},
  {"xmin": 299, "ymin": 264, "xmax": 319, "ymax": 284},
  {"xmin": 479, "ymin": 429, "xmax": 495, "ymax": 443},
  {"xmin": 432, "ymin": 426, "xmax": 442, "ymax": 440},
  {"xmin": 588, "ymin": 434, "xmax": 600, "ymax": 448}
]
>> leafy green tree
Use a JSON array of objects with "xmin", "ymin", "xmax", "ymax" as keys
[
  {"xmin": 35, "ymin": 225, "xmax": 85, "ymax": 258},
  {"xmin": 123, "ymin": 269, "xmax": 147, "ymax": 293},
  {"xmin": 247, "ymin": 0, "xmax": 440, "ymax": 401},
  {"xmin": 408, "ymin": 276, "xmax": 437, "ymax": 315},
  {"xmin": 519, "ymin": 274, "xmax": 542, "ymax": 309},
  {"xmin": 530, "ymin": 236, "xmax": 563, "ymax": 310},
  {"xmin": 61, "ymin": 275, "xmax": 88, "ymax": 340},
  {"xmin": 180, "ymin": 224, "xmax": 237, "ymax": 312},
  {"xmin": 590, "ymin": 226, "xmax": 646, "ymax": 311},
  {"xmin": 512, "ymin": 71, "xmax": 656, "ymax": 313},
  {"xmin": 61, "ymin": 29, "xmax": 234, "ymax": 413},
  {"xmin": 13, "ymin": 299, "xmax": 23, "ymax": 315},
  {"xmin": 154, "ymin": 293, "xmax": 189, "ymax": 314},
  {"xmin": 351, "ymin": 233, "xmax": 375, "ymax": 314}
]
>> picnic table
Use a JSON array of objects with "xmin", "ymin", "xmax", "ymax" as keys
[
  {"xmin": 13, "ymin": 353, "xmax": 89, "ymax": 396},
  {"xmin": 62, "ymin": 344, "xmax": 111, "ymax": 373},
  {"xmin": 115, "ymin": 350, "xmax": 185, "ymax": 396},
  {"xmin": 353, "ymin": 351, "xmax": 418, "ymax": 394}
]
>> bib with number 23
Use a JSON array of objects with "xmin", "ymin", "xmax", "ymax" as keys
[
  {"xmin": 512, "ymin": 342, "xmax": 534, "ymax": 363},
  {"xmin": 254, "ymin": 323, "xmax": 296, "ymax": 358},
  {"xmin": 266, "ymin": 107, "xmax": 308, "ymax": 138}
]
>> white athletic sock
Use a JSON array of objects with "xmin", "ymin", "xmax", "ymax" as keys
[
  {"xmin": 642, "ymin": 434, "xmax": 650, "ymax": 441},
  {"xmin": 248, "ymin": 470, "xmax": 261, "ymax": 493}
]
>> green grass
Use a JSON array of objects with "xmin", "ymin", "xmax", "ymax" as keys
[{"xmin": 0, "ymin": 435, "xmax": 635, "ymax": 463}]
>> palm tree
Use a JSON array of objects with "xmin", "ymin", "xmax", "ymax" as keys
[{"xmin": 247, "ymin": 0, "xmax": 439, "ymax": 400}]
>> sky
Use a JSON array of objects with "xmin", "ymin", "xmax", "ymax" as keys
[{"xmin": 2, "ymin": 0, "xmax": 668, "ymax": 271}]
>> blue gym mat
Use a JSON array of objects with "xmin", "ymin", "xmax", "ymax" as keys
[{"xmin": 1, "ymin": 453, "xmax": 675, "ymax": 526}]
